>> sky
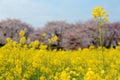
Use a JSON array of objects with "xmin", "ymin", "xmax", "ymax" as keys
[{"xmin": 0, "ymin": 0, "xmax": 120, "ymax": 28}]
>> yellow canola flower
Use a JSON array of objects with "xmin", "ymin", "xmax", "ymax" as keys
[
  {"xmin": 84, "ymin": 69, "xmax": 102, "ymax": 80},
  {"xmin": 31, "ymin": 40, "xmax": 39, "ymax": 48},
  {"xmin": 6, "ymin": 37, "xmax": 12, "ymax": 43},
  {"xmin": 15, "ymin": 65, "xmax": 22, "ymax": 75},
  {"xmin": 101, "ymin": 70, "xmax": 105, "ymax": 74},
  {"xmin": 92, "ymin": 6, "xmax": 106, "ymax": 18},
  {"xmin": 48, "ymin": 35, "xmax": 58, "ymax": 43},
  {"xmin": 20, "ymin": 37, "xmax": 26, "ymax": 44},
  {"xmin": 92, "ymin": 6, "xmax": 109, "ymax": 22},
  {"xmin": 60, "ymin": 71, "xmax": 70, "ymax": 80},
  {"xmin": 42, "ymin": 33, "xmax": 47, "ymax": 37},
  {"xmin": 40, "ymin": 43, "xmax": 47, "ymax": 50},
  {"xmin": 40, "ymin": 76, "xmax": 46, "ymax": 80},
  {"xmin": 19, "ymin": 30, "xmax": 25, "ymax": 37},
  {"xmin": 51, "ymin": 35, "xmax": 58, "ymax": 42}
]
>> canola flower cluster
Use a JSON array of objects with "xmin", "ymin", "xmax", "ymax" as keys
[
  {"xmin": 92, "ymin": 6, "xmax": 109, "ymax": 48},
  {"xmin": 1, "ymin": 31, "xmax": 120, "ymax": 80},
  {"xmin": 92, "ymin": 6, "xmax": 109, "ymax": 22},
  {"xmin": 48, "ymin": 35, "xmax": 58, "ymax": 43}
]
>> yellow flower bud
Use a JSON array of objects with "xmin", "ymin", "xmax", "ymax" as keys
[
  {"xmin": 6, "ymin": 38, "xmax": 12, "ymax": 43},
  {"xmin": 20, "ymin": 37, "xmax": 26, "ymax": 44},
  {"xmin": 19, "ymin": 30, "xmax": 25, "ymax": 37},
  {"xmin": 51, "ymin": 35, "xmax": 58, "ymax": 42},
  {"xmin": 42, "ymin": 33, "xmax": 47, "ymax": 37},
  {"xmin": 92, "ymin": 6, "xmax": 109, "ymax": 22}
]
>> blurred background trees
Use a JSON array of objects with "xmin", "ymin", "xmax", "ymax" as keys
[
  {"xmin": 0, "ymin": 18, "xmax": 120, "ymax": 49},
  {"xmin": 0, "ymin": 19, "xmax": 33, "ymax": 46}
]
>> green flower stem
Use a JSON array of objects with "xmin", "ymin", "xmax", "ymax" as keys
[{"xmin": 99, "ymin": 17, "xmax": 105, "ymax": 71}]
